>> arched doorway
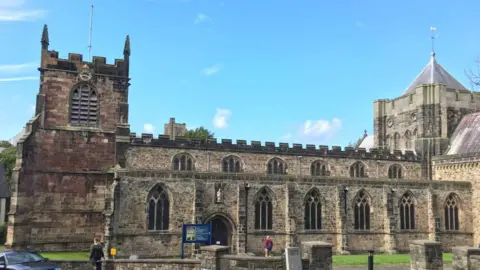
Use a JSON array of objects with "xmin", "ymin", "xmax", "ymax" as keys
[{"xmin": 206, "ymin": 215, "xmax": 231, "ymax": 246}]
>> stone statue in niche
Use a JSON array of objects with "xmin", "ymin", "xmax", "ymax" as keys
[{"xmin": 214, "ymin": 183, "xmax": 223, "ymax": 204}]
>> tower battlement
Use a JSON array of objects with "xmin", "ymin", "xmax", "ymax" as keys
[
  {"xmin": 129, "ymin": 132, "xmax": 419, "ymax": 161},
  {"xmin": 40, "ymin": 24, "xmax": 130, "ymax": 78}
]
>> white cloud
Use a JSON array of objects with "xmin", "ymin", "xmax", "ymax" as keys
[
  {"xmin": 212, "ymin": 108, "xmax": 231, "ymax": 129},
  {"xmin": 143, "ymin": 123, "xmax": 155, "ymax": 133},
  {"xmin": 355, "ymin": 21, "xmax": 365, "ymax": 27},
  {"xmin": 203, "ymin": 63, "xmax": 223, "ymax": 76},
  {"xmin": 0, "ymin": 76, "xmax": 37, "ymax": 82},
  {"xmin": 0, "ymin": 0, "xmax": 46, "ymax": 21},
  {"xmin": 302, "ymin": 118, "xmax": 342, "ymax": 138},
  {"xmin": 0, "ymin": 62, "xmax": 37, "ymax": 73},
  {"xmin": 194, "ymin": 13, "xmax": 211, "ymax": 24},
  {"xmin": 280, "ymin": 118, "xmax": 342, "ymax": 144}
]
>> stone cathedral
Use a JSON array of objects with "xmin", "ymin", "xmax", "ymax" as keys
[{"xmin": 5, "ymin": 25, "xmax": 480, "ymax": 257}]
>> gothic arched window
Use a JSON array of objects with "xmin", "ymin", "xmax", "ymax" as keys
[
  {"xmin": 222, "ymin": 156, "xmax": 241, "ymax": 173},
  {"xmin": 404, "ymin": 130, "xmax": 411, "ymax": 149},
  {"xmin": 304, "ymin": 189, "xmax": 322, "ymax": 230},
  {"xmin": 354, "ymin": 190, "xmax": 371, "ymax": 230},
  {"xmin": 350, "ymin": 161, "xmax": 366, "ymax": 178},
  {"xmin": 172, "ymin": 153, "xmax": 194, "ymax": 171},
  {"xmin": 393, "ymin": 133, "xmax": 400, "ymax": 150},
  {"xmin": 147, "ymin": 185, "xmax": 170, "ymax": 231},
  {"xmin": 444, "ymin": 193, "xmax": 460, "ymax": 231},
  {"xmin": 254, "ymin": 188, "xmax": 273, "ymax": 230},
  {"xmin": 311, "ymin": 161, "xmax": 327, "ymax": 176},
  {"xmin": 399, "ymin": 192, "xmax": 415, "ymax": 230},
  {"xmin": 267, "ymin": 158, "xmax": 286, "ymax": 175},
  {"xmin": 70, "ymin": 84, "xmax": 98, "ymax": 126},
  {"xmin": 388, "ymin": 164, "xmax": 402, "ymax": 179}
]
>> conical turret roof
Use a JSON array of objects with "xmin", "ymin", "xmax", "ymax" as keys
[{"xmin": 402, "ymin": 52, "xmax": 468, "ymax": 96}]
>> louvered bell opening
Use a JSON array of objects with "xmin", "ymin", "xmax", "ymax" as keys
[{"xmin": 69, "ymin": 85, "xmax": 98, "ymax": 125}]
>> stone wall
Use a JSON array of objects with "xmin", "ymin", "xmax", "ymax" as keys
[
  {"xmin": 110, "ymin": 169, "xmax": 472, "ymax": 257},
  {"xmin": 125, "ymin": 146, "xmax": 422, "ymax": 179},
  {"xmin": 433, "ymin": 154, "xmax": 480, "ymax": 246},
  {"xmin": 452, "ymin": 246, "xmax": 480, "ymax": 270}
]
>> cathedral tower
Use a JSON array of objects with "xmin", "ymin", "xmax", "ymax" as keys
[
  {"xmin": 373, "ymin": 52, "xmax": 480, "ymax": 179},
  {"xmin": 5, "ymin": 25, "xmax": 131, "ymax": 250}
]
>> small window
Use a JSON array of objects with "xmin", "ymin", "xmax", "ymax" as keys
[
  {"xmin": 147, "ymin": 185, "xmax": 170, "ymax": 231},
  {"xmin": 173, "ymin": 154, "xmax": 194, "ymax": 171},
  {"xmin": 388, "ymin": 164, "xmax": 402, "ymax": 179},
  {"xmin": 311, "ymin": 161, "xmax": 327, "ymax": 176},
  {"xmin": 350, "ymin": 161, "xmax": 366, "ymax": 178},
  {"xmin": 222, "ymin": 156, "xmax": 242, "ymax": 173},
  {"xmin": 267, "ymin": 158, "xmax": 286, "ymax": 175}
]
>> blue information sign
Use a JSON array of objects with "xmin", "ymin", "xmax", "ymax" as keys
[{"xmin": 180, "ymin": 223, "xmax": 212, "ymax": 258}]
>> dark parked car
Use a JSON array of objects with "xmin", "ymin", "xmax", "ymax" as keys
[{"xmin": 0, "ymin": 251, "xmax": 61, "ymax": 270}]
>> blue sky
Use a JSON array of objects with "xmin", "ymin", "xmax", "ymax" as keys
[{"xmin": 1, "ymin": 0, "xmax": 480, "ymax": 146}]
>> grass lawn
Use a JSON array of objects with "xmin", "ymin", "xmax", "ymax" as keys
[
  {"xmin": 332, "ymin": 253, "xmax": 452, "ymax": 265},
  {"xmin": 0, "ymin": 245, "xmax": 88, "ymax": 260},
  {"xmin": 1, "ymin": 245, "xmax": 452, "ymax": 265}
]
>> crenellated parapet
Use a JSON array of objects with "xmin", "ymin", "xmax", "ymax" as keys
[
  {"xmin": 129, "ymin": 132, "xmax": 420, "ymax": 162},
  {"xmin": 39, "ymin": 24, "xmax": 129, "ymax": 78}
]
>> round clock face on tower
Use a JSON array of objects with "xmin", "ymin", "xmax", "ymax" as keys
[{"xmin": 79, "ymin": 70, "xmax": 92, "ymax": 81}]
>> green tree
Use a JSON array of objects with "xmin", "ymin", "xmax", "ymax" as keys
[
  {"xmin": 183, "ymin": 127, "xmax": 215, "ymax": 141},
  {"xmin": 0, "ymin": 141, "xmax": 16, "ymax": 185}
]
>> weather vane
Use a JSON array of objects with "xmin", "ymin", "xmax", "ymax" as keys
[{"xmin": 430, "ymin": 26, "xmax": 437, "ymax": 55}]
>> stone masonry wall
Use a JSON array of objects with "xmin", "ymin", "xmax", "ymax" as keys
[
  {"xmin": 433, "ymin": 154, "xmax": 480, "ymax": 246},
  {"xmin": 6, "ymin": 128, "xmax": 117, "ymax": 250},
  {"xmin": 125, "ymin": 147, "xmax": 421, "ymax": 179},
  {"xmin": 110, "ymin": 167, "xmax": 472, "ymax": 257}
]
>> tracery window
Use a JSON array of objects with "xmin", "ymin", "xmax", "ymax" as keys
[
  {"xmin": 222, "ymin": 155, "xmax": 241, "ymax": 173},
  {"xmin": 388, "ymin": 164, "xmax": 402, "ymax": 179},
  {"xmin": 444, "ymin": 193, "xmax": 460, "ymax": 231},
  {"xmin": 350, "ymin": 161, "xmax": 366, "ymax": 178},
  {"xmin": 254, "ymin": 188, "xmax": 273, "ymax": 230},
  {"xmin": 304, "ymin": 189, "xmax": 322, "ymax": 230},
  {"xmin": 311, "ymin": 161, "xmax": 327, "ymax": 176},
  {"xmin": 70, "ymin": 84, "xmax": 98, "ymax": 126},
  {"xmin": 267, "ymin": 158, "xmax": 286, "ymax": 175},
  {"xmin": 399, "ymin": 192, "xmax": 415, "ymax": 230},
  {"xmin": 147, "ymin": 185, "xmax": 170, "ymax": 231},
  {"xmin": 354, "ymin": 190, "xmax": 370, "ymax": 230},
  {"xmin": 172, "ymin": 153, "xmax": 194, "ymax": 171}
]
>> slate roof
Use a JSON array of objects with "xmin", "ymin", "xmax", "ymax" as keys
[
  {"xmin": 358, "ymin": 135, "xmax": 374, "ymax": 151},
  {"xmin": 402, "ymin": 53, "xmax": 468, "ymax": 96},
  {"xmin": 0, "ymin": 147, "xmax": 10, "ymax": 198},
  {"xmin": 446, "ymin": 112, "xmax": 480, "ymax": 155}
]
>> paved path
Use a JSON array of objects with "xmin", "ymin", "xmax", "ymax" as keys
[{"xmin": 334, "ymin": 265, "xmax": 452, "ymax": 270}]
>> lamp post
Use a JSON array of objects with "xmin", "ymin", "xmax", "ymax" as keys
[{"xmin": 243, "ymin": 182, "xmax": 250, "ymax": 253}]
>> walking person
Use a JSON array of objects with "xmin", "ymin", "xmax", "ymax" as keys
[
  {"xmin": 264, "ymin": 236, "xmax": 273, "ymax": 257},
  {"xmin": 90, "ymin": 238, "xmax": 105, "ymax": 270}
]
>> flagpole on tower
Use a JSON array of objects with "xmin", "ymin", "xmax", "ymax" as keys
[
  {"xmin": 430, "ymin": 26, "xmax": 437, "ymax": 55},
  {"xmin": 88, "ymin": 5, "xmax": 94, "ymax": 61}
]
